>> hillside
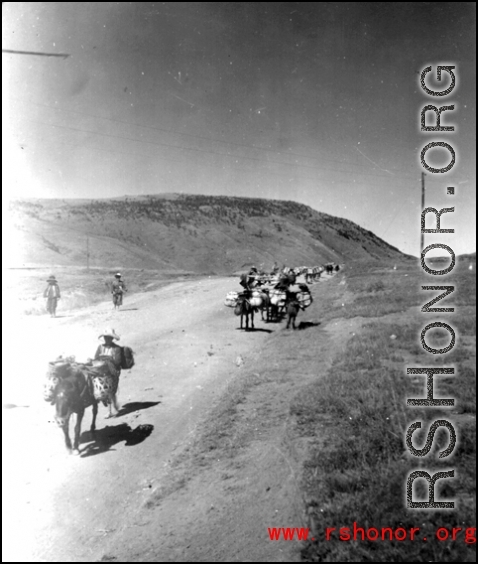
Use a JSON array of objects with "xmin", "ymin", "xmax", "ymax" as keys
[{"xmin": 6, "ymin": 194, "xmax": 406, "ymax": 272}]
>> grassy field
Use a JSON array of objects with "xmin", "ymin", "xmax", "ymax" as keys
[{"xmin": 298, "ymin": 258, "xmax": 476, "ymax": 562}]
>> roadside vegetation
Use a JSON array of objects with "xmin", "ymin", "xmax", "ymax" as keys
[{"xmin": 298, "ymin": 258, "xmax": 476, "ymax": 562}]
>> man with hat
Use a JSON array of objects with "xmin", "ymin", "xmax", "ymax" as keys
[
  {"xmin": 93, "ymin": 328, "xmax": 123, "ymax": 418},
  {"xmin": 94, "ymin": 328, "xmax": 123, "ymax": 371},
  {"xmin": 111, "ymin": 272, "xmax": 127, "ymax": 309},
  {"xmin": 43, "ymin": 275, "xmax": 61, "ymax": 317},
  {"xmin": 239, "ymin": 266, "xmax": 258, "ymax": 292}
]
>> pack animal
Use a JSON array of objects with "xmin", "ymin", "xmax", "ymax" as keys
[
  {"xmin": 269, "ymin": 287, "xmax": 287, "ymax": 321},
  {"xmin": 48, "ymin": 359, "xmax": 121, "ymax": 453},
  {"xmin": 286, "ymin": 299, "xmax": 301, "ymax": 329},
  {"xmin": 256, "ymin": 289, "xmax": 272, "ymax": 322},
  {"xmin": 234, "ymin": 295, "xmax": 255, "ymax": 330},
  {"xmin": 53, "ymin": 365, "xmax": 98, "ymax": 455}
]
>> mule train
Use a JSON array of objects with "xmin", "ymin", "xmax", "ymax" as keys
[{"xmin": 225, "ymin": 268, "xmax": 314, "ymax": 330}]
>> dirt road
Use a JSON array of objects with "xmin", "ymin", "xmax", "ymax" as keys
[{"xmin": 3, "ymin": 273, "xmax": 343, "ymax": 562}]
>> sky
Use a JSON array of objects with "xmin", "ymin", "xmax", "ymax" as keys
[{"xmin": 2, "ymin": 2, "xmax": 476, "ymax": 257}]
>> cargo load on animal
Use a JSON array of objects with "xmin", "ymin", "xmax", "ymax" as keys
[{"xmin": 224, "ymin": 291, "xmax": 239, "ymax": 308}]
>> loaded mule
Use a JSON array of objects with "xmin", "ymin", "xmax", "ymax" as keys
[
  {"xmin": 46, "ymin": 358, "xmax": 121, "ymax": 454},
  {"xmin": 234, "ymin": 290, "xmax": 259, "ymax": 330},
  {"xmin": 52, "ymin": 362, "xmax": 99, "ymax": 454},
  {"xmin": 285, "ymin": 283, "xmax": 313, "ymax": 329}
]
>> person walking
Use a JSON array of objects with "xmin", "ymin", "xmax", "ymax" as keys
[
  {"xmin": 94, "ymin": 328, "xmax": 123, "ymax": 374},
  {"xmin": 93, "ymin": 328, "xmax": 123, "ymax": 418},
  {"xmin": 111, "ymin": 272, "xmax": 127, "ymax": 309},
  {"xmin": 43, "ymin": 275, "xmax": 61, "ymax": 317}
]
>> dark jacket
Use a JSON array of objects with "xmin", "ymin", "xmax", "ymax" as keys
[{"xmin": 94, "ymin": 342, "xmax": 122, "ymax": 368}]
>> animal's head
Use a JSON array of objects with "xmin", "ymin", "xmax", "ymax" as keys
[
  {"xmin": 43, "ymin": 375, "xmax": 60, "ymax": 403},
  {"xmin": 54, "ymin": 377, "xmax": 82, "ymax": 426},
  {"xmin": 55, "ymin": 380, "xmax": 78, "ymax": 427},
  {"xmin": 43, "ymin": 361, "xmax": 71, "ymax": 403},
  {"xmin": 234, "ymin": 301, "xmax": 243, "ymax": 316}
]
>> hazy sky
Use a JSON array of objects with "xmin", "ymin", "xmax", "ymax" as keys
[{"xmin": 2, "ymin": 2, "xmax": 476, "ymax": 256}]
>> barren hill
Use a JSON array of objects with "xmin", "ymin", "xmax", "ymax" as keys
[{"xmin": 7, "ymin": 194, "xmax": 405, "ymax": 272}]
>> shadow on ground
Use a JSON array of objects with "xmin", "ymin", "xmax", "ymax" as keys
[
  {"xmin": 235, "ymin": 328, "xmax": 274, "ymax": 333},
  {"xmin": 116, "ymin": 401, "xmax": 161, "ymax": 417},
  {"xmin": 80, "ymin": 423, "xmax": 154, "ymax": 457},
  {"xmin": 297, "ymin": 321, "xmax": 321, "ymax": 330}
]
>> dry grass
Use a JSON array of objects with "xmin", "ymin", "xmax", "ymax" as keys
[
  {"xmin": 7, "ymin": 194, "xmax": 405, "ymax": 274},
  {"xmin": 299, "ymin": 260, "xmax": 476, "ymax": 562}
]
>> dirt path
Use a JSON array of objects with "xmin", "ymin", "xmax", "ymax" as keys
[{"xmin": 3, "ymin": 272, "xmax": 344, "ymax": 562}]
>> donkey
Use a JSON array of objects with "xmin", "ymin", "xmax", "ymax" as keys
[
  {"xmin": 54, "ymin": 366, "xmax": 98, "ymax": 455},
  {"xmin": 257, "ymin": 289, "xmax": 272, "ymax": 322},
  {"xmin": 234, "ymin": 296, "xmax": 255, "ymax": 330},
  {"xmin": 52, "ymin": 360, "xmax": 121, "ymax": 453},
  {"xmin": 286, "ymin": 299, "xmax": 301, "ymax": 329},
  {"xmin": 285, "ymin": 288, "xmax": 306, "ymax": 329}
]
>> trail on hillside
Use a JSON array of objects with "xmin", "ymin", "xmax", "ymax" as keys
[{"xmin": 3, "ymin": 272, "xmax": 342, "ymax": 562}]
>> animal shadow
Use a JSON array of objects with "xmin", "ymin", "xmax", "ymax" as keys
[
  {"xmin": 235, "ymin": 327, "xmax": 274, "ymax": 333},
  {"xmin": 116, "ymin": 401, "xmax": 160, "ymax": 417},
  {"xmin": 79, "ymin": 423, "xmax": 154, "ymax": 457},
  {"xmin": 297, "ymin": 321, "xmax": 321, "ymax": 330}
]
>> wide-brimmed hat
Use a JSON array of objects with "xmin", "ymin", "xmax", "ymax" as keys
[
  {"xmin": 46, "ymin": 275, "xmax": 57, "ymax": 282},
  {"xmin": 115, "ymin": 272, "xmax": 122, "ymax": 278},
  {"xmin": 99, "ymin": 328, "xmax": 120, "ymax": 340}
]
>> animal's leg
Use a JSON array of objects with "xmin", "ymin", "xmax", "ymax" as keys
[
  {"xmin": 278, "ymin": 304, "xmax": 284, "ymax": 320},
  {"xmin": 105, "ymin": 401, "xmax": 115, "ymax": 418},
  {"xmin": 62, "ymin": 418, "xmax": 72, "ymax": 453},
  {"xmin": 91, "ymin": 401, "xmax": 98, "ymax": 433},
  {"xmin": 72, "ymin": 409, "xmax": 84, "ymax": 454},
  {"xmin": 111, "ymin": 393, "xmax": 120, "ymax": 415},
  {"xmin": 106, "ymin": 392, "xmax": 120, "ymax": 418},
  {"xmin": 251, "ymin": 309, "xmax": 254, "ymax": 329}
]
